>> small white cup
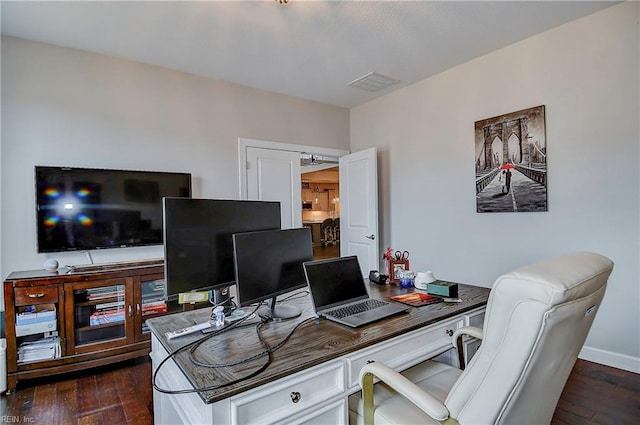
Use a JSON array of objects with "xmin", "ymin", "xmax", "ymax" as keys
[{"xmin": 414, "ymin": 270, "xmax": 436, "ymax": 289}]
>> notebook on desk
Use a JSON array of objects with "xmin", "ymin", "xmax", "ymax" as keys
[{"xmin": 303, "ymin": 256, "xmax": 408, "ymax": 328}]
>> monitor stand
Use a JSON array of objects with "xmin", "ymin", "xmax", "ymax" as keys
[
  {"xmin": 258, "ymin": 296, "xmax": 301, "ymax": 321},
  {"xmin": 212, "ymin": 287, "xmax": 234, "ymax": 315}
]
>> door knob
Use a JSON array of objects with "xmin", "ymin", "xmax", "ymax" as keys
[{"xmin": 365, "ymin": 234, "xmax": 375, "ymax": 240}]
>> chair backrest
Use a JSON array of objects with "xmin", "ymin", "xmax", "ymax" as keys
[
  {"xmin": 321, "ymin": 218, "xmax": 334, "ymax": 230},
  {"xmin": 445, "ymin": 252, "xmax": 613, "ymax": 425}
]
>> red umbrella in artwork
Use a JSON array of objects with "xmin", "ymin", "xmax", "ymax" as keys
[{"xmin": 501, "ymin": 163, "xmax": 515, "ymax": 170}]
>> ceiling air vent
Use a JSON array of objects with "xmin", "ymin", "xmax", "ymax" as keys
[{"xmin": 347, "ymin": 72, "xmax": 400, "ymax": 92}]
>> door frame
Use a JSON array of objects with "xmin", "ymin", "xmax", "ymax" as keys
[{"xmin": 238, "ymin": 137, "xmax": 349, "ymax": 199}]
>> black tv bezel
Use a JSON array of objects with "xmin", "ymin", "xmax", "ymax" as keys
[
  {"xmin": 35, "ymin": 165, "xmax": 192, "ymax": 253},
  {"xmin": 233, "ymin": 227, "xmax": 313, "ymax": 307}
]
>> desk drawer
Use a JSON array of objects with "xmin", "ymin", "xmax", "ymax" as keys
[
  {"xmin": 14, "ymin": 286, "xmax": 59, "ymax": 306},
  {"xmin": 230, "ymin": 360, "xmax": 345, "ymax": 425},
  {"xmin": 346, "ymin": 317, "xmax": 462, "ymax": 388},
  {"xmin": 283, "ymin": 399, "xmax": 346, "ymax": 425}
]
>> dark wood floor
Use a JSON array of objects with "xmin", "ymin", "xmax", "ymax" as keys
[
  {"xmin": 0, "ymin": 357, "xmax": 153, "ymax": 425},
  {"xmin": 313, "ymin": 242, "xmax": 340, "ymax": 259},
  {"xmin": 552, "ymin": 360, "xmax": 640, "ymax": 425},
  {"xmin": 1, "ymin": 357, "xmax": 638, "ymax": 424}
]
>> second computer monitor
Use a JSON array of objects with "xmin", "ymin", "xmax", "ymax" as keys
[{"xmin": 233, "ymin": 227, "xmax": 313, "ymax": 320}]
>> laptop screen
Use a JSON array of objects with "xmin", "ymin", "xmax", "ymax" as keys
[{"xmin": 304, "ymin": 256, "xmax": 369, "ymax": 310}]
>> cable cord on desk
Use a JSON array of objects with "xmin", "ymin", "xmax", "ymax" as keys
[
  {"xmin": 152, "ymin": 304, "xmax": 261, "ymax": 395},
  {"xmin": 189, "ymin": 316, "xmax": 315, "ymax": 368},
  {"xmin": 152, "ymin": 303, "xmax": 314, "ymax": 395},
  {"xmin": 278, "ymin": 290, "xmax": 309, "ymax": 303}
]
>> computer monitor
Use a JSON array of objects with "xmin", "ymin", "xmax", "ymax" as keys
[
  {"xmin": 163, "ymin": 198, "xmax": 281, "ymax": 310},
  {"xmin": 233, "ymin": 227, "xmax": 313, "ymax": 320}
]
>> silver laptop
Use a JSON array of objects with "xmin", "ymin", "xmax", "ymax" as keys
[{"xmin": 303, "ymin": 256, "xmax": 408, "ymax": 327}]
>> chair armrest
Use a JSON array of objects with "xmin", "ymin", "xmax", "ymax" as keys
[
  {"xmin": 451, "ymin": 326, "xmax": 483, "ymax": 347},
  {"xmin": 360, "ymin": 362, "xmax": 451, "ymax": 425},
  {"xmin": 452, "ymin": 326, "xmax": 483, "ymax": 370}
]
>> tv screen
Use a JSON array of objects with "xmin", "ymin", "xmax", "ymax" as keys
[
  {"xmin": 35, "ymin": 166, "xmax": 191, "ymax": 253},
  {"xmin": 233, "ymin": 228, "xmax": 312, "ymax": 320},
  {"xmin": 163, "ymin": 198, "xmax": 281, "ymax": 297}
]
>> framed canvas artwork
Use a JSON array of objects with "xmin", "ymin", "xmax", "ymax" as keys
[{"xmin": 474, "ymin": 105, "xmax": 548, "ymax": 213}]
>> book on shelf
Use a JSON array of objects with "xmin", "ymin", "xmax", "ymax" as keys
[
  {"xmin": 95, "ymin": 300, "xmax": 125, "ymax": 311},
  {"xmin": 141, "ymin": 304, "xmax": 167, "ymax": 316},
  {"xmin": 85, "ymin": 286, "xmax": 125, "ymax": 300},
  {"xmin": 141, "ymin": 279, "xmax": 167, "ymax": 302},
  {"xmin": 90, "ymin": 309, "xmax": 125, "ymax": 325},
  {"xmin": 86, "ymin": 287, "xmax": 123, "ymax": 294},
  {"xmin": 141, "ymin": 294, "xmax": 167, "ymax": 304},
  {"xmin": 142, "ymin": 300, "xmax": 166, "ymax": 308},
  {"xmin": 87, "ymin": 291, "xmax": 125, "ymax": 301}
]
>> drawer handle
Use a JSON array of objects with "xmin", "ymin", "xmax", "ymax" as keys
[
  {"xmin": 446, "ymin": 329, "xmax": 454, "ymax": 336},
  {"xmin": 290, "ymin": 391, "xmax": 301, "ymax": 404},
  {"xmin": 28, "ymin": 293, "xmax": 45, "ymax": 298}
]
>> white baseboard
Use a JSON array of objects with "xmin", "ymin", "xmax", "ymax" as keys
[{"xmin": 579, "ymin": 345, "xmax": 640, "ymax": 374}]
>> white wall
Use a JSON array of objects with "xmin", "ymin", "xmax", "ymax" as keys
[
  {"xmin": 351, "ymin": 2, "xmax": 640, "ymax": 372},
  {"xmin": 0, "ymin": 37, "xmax": 349, "ymax": 290}
]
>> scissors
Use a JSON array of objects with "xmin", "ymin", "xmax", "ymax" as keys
[{"xmin": 394, "ymin": 250, "xmax": 409, "ymax": 261}]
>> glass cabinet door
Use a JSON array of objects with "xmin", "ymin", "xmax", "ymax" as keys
[
  {"xmin": 138, "ymin": 277, "xmax": 168, "ymax": 336},
  {"xmin": 72, "ymin": 282, "xmax": 127, "ymax": 347}
]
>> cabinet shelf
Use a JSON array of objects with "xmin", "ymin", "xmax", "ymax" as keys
[{"xmin": 76, "ymin": 321, "xmax": 125, "ymax": 332}]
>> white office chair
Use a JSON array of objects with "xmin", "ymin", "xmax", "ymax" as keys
[{"xmin": 350, "ymin": 252, "xmax": 613, "ymax": 425}]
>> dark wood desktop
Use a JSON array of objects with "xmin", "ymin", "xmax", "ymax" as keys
[{"xmin": 147, "ymin": 282, "xmax": 490, "ymax": 404}]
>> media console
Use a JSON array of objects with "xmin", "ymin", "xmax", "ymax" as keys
[{"xmin": 3, "ymin": 259, "xmax": 188, "ymax": 393}]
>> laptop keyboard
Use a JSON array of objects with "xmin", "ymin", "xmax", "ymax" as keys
[{"xmin": 326, "ymin": 299, "xmax": 388, "ymax": 319}]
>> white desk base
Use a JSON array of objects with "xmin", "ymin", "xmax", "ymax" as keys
[{"xmin": 151, "ymin": 307, "xmax": 484, "ymax": 425}]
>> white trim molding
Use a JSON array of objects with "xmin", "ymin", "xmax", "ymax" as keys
[
  {"xmin": 579, "ymin": 345, "xmax": 640, "ymax": 374},
  {"xmin": 238, "ymin": 137, "xmax": 348, "ymax": 199}
]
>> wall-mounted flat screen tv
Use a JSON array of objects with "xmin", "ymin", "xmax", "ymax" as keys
[{"xmin": 35, "ymin": 166, "xmax": 191, "ymax": 253}]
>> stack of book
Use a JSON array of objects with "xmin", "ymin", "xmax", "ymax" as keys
[
  {"xmin": 88, "ymin": 285, "xmax": 126, "ymax": 326},
  {"xmin": 85, "ymin": 286, "xmax": 125, "ymax": 301},
  {"xmin": 90, "ymin": 300, "xmax": 125, "ymax": 326},
  {"xmin": 141, "ymin": 280, "xmax": 168, "ymax": 333},
  {"xmin": 17, "ymin": 335, "xmax": 61, "ymax": 363},
  {"xmin": 141, "ymin": 279, "xmax": 167, "ymax": 317}
]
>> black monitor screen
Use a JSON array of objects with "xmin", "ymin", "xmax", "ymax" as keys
[
  {"xmin": 35, "ymin": 166, "xmax": 191, "ymax": 253},
  {"xmin": 163, "ymin": 198, "xmax": 281, "ymax": 296},
  {"xmin": 233, "ymin": 228, "xmax": 313, "ymax": 308}
]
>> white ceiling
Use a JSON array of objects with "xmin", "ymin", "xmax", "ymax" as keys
[{"xmin": 1, "ymin": 1, "xmax": 618, "ymax": 108}]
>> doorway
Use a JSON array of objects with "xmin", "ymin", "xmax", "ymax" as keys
[
  {"xmin": 300, "ymin": 161, "xmax": 340, "ymax": 260},
  {"xmin": 239, "ymin": 138, "xmax": 379, "ymax": 273}
]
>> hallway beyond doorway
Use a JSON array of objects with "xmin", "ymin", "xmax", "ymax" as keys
[{"xmin": 313, "ymin": 243, "xmax": 339, "ymax": 260}]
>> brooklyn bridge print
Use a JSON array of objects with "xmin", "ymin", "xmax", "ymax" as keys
[{"xmin": 475, "ymin": 105, "xmax": 547, "ymax": 213}]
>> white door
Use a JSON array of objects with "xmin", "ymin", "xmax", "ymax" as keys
[
  {"xmin": 246, "ymin": 146, "xmax": 302, "ymax": 229},
  {"xmin": 339, "ymin": 147, "xmax": 379, "ymax": 275}
]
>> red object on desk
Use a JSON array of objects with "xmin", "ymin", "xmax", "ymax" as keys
[{"xmin": 390, "ymin": 292, "xmax": 442, "ymax": 307}]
